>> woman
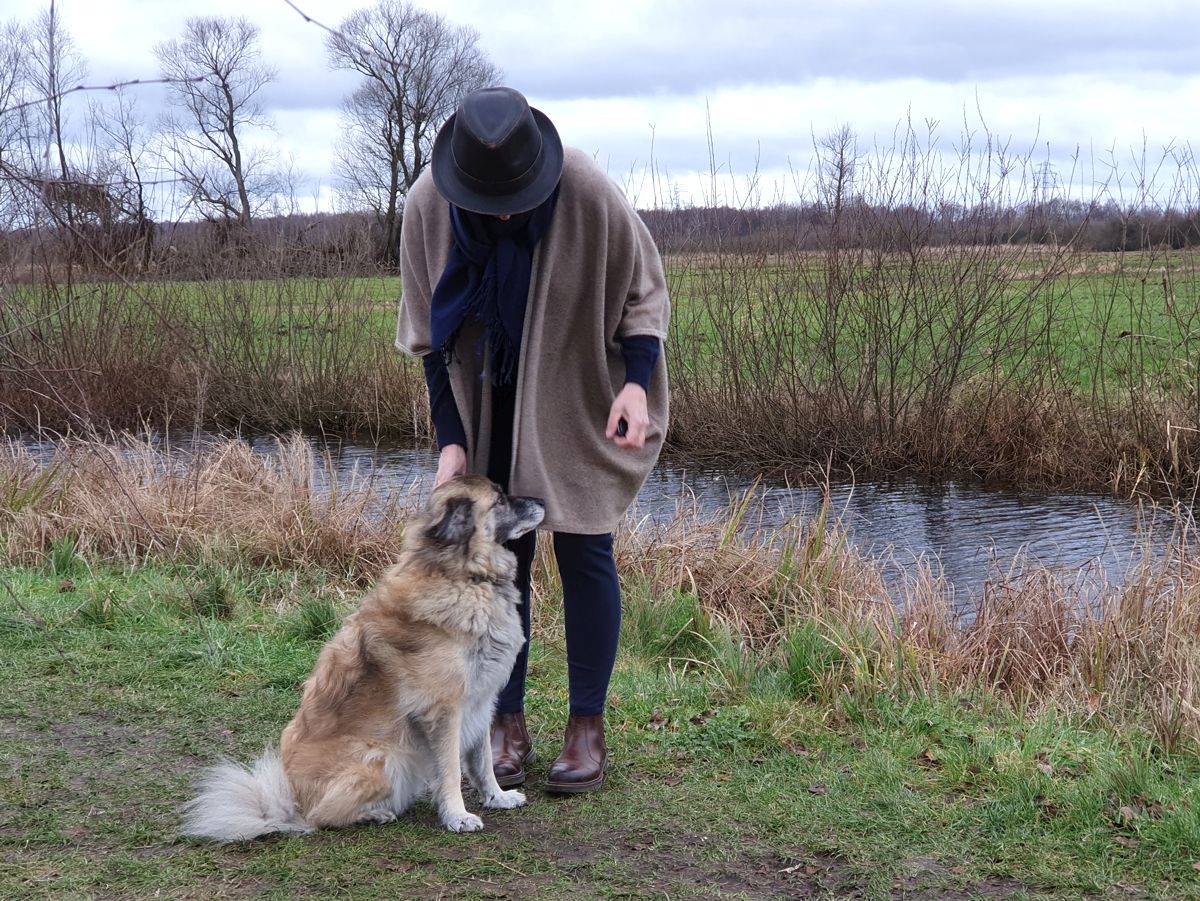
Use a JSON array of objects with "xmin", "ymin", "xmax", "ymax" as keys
[{"xmin": 395, "ymin": 86, "xmax": 669, "ymax": 793}]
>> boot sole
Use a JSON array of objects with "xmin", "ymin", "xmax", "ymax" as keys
[
  {"xmin": 495, "ymin": 749, "xmax": 537, "ymax": 788},
  {"xmin": 543, "ymin": 763, "xmax": 608, "ymax": 794}
]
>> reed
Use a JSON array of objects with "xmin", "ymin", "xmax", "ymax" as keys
[
  {"xmin": 4, "ymin": 434, "xmax": 1198, "ymax": 749},
  {"xmin": 0, "ymin": 269, "xmax": 433, "ymax": 443},
  {"xmin": 0, "ymin": 433, "xmax": 413, "ymax": 575}
]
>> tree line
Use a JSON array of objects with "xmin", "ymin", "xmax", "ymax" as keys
[{"xmin": 641, "ymin": 199, "xmax": 1200, "ymax": 255}]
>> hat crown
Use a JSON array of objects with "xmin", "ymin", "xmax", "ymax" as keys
[
  {"xmin": 451, "ymin": 87, "xmax": 542, "ymax": 187},
  {"xmin": 431, "ymin": 85, "xmax": 563, "ymax": 215}
]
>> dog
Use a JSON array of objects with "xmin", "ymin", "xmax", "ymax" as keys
[{"xmin": 181, "ymin": 476, "xmax": 545, "ymax": 841}]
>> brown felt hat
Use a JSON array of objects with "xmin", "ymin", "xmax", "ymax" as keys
[{"xmin": 431, "ymin": 86, "xmax": 563, "ymax": 216}]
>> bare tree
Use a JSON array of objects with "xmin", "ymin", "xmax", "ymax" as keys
[
  {"xmin": 11, "ymin": 5, "xmax": 105, "ymax": 267},
  {"xmin": 0, "ymin": 19, "xmax": 27, "ymax": 158},
  {"xmin": 0, "ymin": 19, "xmax": 31, "ymax": 231},
  {"xmin": 25, "ymin": 5, "xmax": 87, "ymax": 188},
  {"xmin": 269, "ymin": 152, "xmax": 304, "ymax": 218},
  {"xmin": 90, "ymin": 89, "xmax": 158, "ymax": 272},
  {"xmin": 154, "ymin": 16, "xmax": 276, "ymax": 226},
  {"xmin": 815, "ymin": 125, "xmax": 861, "ymax": 231},
  {"xmin": 327, "ymin": 1, "xmax": 500, "ymax": 265}
]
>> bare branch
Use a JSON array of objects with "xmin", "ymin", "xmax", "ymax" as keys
[
  {"xmin": 281, "ymin": 0, "xmax": 342, "ymax": 44},
  {"xmin": 0, "ymin": 76, "xmax": 204, "ymax": 118}
]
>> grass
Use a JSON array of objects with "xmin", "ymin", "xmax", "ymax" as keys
[
  {"xmin": 2, "ymin": 437, "xmax": 1200, "ymax": 895},
  {"xmin": 3, "ymin": 562, "xmax": 1200, "ymax": 899},
  {"xmin": 15, "ymin": 251, "xmax": 1192, "ymax": 390}
]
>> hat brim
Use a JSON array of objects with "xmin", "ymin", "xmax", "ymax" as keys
[{"xmin": 431, "ymin": 107, "xmax": 564, "ymax": 216}]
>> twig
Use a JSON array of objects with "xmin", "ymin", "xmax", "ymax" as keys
[
  {"xmin": 0, "ymin": 295, "xmax": 75, "ymax": 342},
  {"xmin": 0, "ymin": 173, "xmax": 191, "ymax": 188},
  {"xmin": 473, "ymin": 858, "xmax": 529, "ymax": 878},
  {"xmin": 0, "ymin": 576, "xmax": 81, "ymax": 677},
  {"xmin": 0, "ymin": 76, "xmax": 205, "ymax": 117},
  {"xmin": 282, "ymin": 0, "xmax": 409, "ymax": 71},
  {"xmin": 281, "ymin": 0, "xmax": 342, "ymax": 42}
]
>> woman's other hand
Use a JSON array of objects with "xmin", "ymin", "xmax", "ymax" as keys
[
  {"xmin": 606, "ymin": 384, "xmax": 649, "ymax": 449},
  {"xmin": 435, "ymin": 444, "xmax": 468, "ymax": 487}
]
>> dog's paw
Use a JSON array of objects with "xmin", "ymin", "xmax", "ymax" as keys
[
  {"xmin": 483, "ymin": 789, "xmax": 527, "ymax": 810},
  {"xmin": 360, "ymin": 808, "xmax": 398, "ymax": 825},
  {"xmin": 442, "ymin": 811, "xmax": 485, "ymax": 833}
]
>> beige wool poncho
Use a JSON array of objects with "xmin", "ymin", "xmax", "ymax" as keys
[{"xmin": 396, "ymin": 148, "xmax": 670, "ymax": 534}]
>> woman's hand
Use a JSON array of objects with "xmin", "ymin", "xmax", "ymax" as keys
[
  {"xmin": 435, "ymin": 444, "xmax": 468, "ymax": 487},
  {"xmin": 606, "ymin": 384, "xmax": 650, "ymax": 450}
]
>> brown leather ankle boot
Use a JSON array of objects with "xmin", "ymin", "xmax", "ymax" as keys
[
  {"xmin": 544, "ymin": 714, "xmax": 607, "ymax": 793},
  {"xmin": 491, "ymin": 711, "xmax": 535, "ymax": 788}
]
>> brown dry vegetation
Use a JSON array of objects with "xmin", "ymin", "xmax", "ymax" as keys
[
  {"xmin": 2, "ymin": 241, "xmax": 1198, "ymax": 496},
  {"xmin": 0, "ymin": 271, "xmax": 433, "ymax": 441},
  {"xmin": 663, "ymin": 238, "xmax": 1200, "ymax": 495},
  {"xmin": 4, "ymin": 434, "xmax": 1199, "ymax": 753}
]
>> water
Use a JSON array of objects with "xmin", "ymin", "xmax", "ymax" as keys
[
  {"xmin": 243, "ymin": 435, "xmax": 1185, "ymax": 598},
  {"xmin": 15, "ymin": 431, "xmax": 1187, "ymax": 598}
]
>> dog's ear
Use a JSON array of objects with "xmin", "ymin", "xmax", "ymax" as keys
[{"xmin": 426, "ymin": 496, "xmax": 476, "ymax": 547}]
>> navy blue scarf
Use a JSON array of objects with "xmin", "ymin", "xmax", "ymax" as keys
[{"xmin": 430, "ymin": 186, "xmax": 559, "ymax": 386}]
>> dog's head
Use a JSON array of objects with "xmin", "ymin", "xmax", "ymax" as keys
[{"xmin": 418, "ymin": 476, "xmax": 545, "ymax": 566}]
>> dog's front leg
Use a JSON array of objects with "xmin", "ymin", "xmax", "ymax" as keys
[
  {"xmin": 464, "ymin": 729, "xmax": 527, "ymax": 810},
  {"xmin": 421, "ymin": 709, "xmax": 483, "ymax": 833}
]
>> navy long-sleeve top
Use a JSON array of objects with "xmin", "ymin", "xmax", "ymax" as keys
[{"xmin": 423, "ymin": 336, "xmax": 661, "ymax": 450}]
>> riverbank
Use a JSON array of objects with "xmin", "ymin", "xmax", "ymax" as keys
[
  {"xmin": 2, "ymin": 247, "xmax": 1198, "ymax": 496},
  {"xmin": 4, "ymin": 435, "xmax": 1200, "ymax": 749}
]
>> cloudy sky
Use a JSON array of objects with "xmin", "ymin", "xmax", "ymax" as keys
[{"xmin": 27, "ymin": 0, "xmax": 1200, "ymax": 212}]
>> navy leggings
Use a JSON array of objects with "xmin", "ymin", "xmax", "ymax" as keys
[
  {"xmin": 494, "ymin": 530, "xmax": 622, "ymax": 716},
  {"xmin": 488, "ymin": 383, "xmax": 622, "ymax": 717}
]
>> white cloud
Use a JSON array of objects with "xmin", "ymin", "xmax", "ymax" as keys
[{"xmin": 541, "ymin": 74, "xmax": 1200, "ymax": 205}]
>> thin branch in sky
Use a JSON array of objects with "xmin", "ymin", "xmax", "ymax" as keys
[
  {"xmin": 280, "ymin": 0, "xmax": 341, "ymax": 42},
  {"xmin": 281, "ymin": 0, "xmax": 409, "ymax": 73},
  {"xmin": 0, "ymin": 76, "xmax": 204, "ymax": 117}
]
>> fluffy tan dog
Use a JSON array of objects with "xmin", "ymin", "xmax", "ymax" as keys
[{"xmin": 181, "ymin": 476, "xmax": 545, "ymax": 841}]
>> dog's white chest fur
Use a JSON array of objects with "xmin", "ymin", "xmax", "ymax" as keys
[{"xmin": 460, "ymin": 594, "xmax": 525, "ymax": 740}]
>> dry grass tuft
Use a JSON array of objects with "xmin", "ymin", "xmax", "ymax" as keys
[
  {"xmin": 0, "ymin": 434, "xmax": 410, "ymax": 576},
  {"xmin": 613, "ymin": 488, "xmax": 887, "ymax": 643}
]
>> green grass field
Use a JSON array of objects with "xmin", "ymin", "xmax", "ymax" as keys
[
  {"xmin": 13, "ymin": 250, "xmax": 1198, "ymax": 393},
  {"xmin": 4, "ymin": 560, "xmax": 1200, "ymax": 899}
]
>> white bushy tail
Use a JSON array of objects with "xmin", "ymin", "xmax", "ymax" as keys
[{"xmin": 181, "ymin": 749, "xmax": 312, "ymax": 842}]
